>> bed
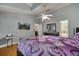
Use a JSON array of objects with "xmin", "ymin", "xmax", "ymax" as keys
[{"xmin": 17, "ymin": 32, "xmax": 79, "ymax": 56}]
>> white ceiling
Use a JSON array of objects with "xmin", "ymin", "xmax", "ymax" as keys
[
  {"xmin": 32, "ymin": 3, "xmax": 71, "ymax": 16},
  {"xmin": 26, "ymin": 3, "xmax": 33, "ymax": 7},
  {"xmin": 0, "ymin": 3, "xmax": 71, "ymax": 16}
]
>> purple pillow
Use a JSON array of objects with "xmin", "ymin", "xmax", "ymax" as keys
[
  {"xmin": 73, "ymin": 32, "xmax": 79, "ymax": 48},
  {"xmin": 74, "ymin": 32, "xmax": 79, "ymax": 40}
]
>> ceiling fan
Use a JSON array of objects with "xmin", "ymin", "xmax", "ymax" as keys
[
  {"xmin": 36, "ymin": 8, "xmax": 53, "ymax": 22},
  {"xmin": 41, "ymin": 13, "xmax": 53, "ymax": 21}
]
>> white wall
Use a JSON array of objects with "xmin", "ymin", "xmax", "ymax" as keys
[
  {"xmin": 52, "ymin": 4, "xmax": 79, "ymax": 37},
  {"xmin": 0, "ymin": 11, "xmax": 36, "ymax": 43}
]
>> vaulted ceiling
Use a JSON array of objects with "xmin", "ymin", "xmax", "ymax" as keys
[{"xmin": 0, "ymin": 3, "xmax": 71, "ymax": 16}]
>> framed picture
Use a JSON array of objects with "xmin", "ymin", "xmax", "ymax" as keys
[
  {"xmin": 46, "ymin": 23, "xmax": 56, "ymax": 32},
  {"xmin": 18, "ymin": 22, "xmax": 30, "ymax": 30}
]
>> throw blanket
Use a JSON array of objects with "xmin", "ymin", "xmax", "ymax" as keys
[{"xmin": 18, "ymin": 33, "xmax": 79, "ymax": 56}]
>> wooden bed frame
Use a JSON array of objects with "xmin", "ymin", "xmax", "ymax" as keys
[{"xmin": 17, "ymin": 50, "xmax": 24, "ymax": 56}]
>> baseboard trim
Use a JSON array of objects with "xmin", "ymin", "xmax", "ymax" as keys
[{"xmin": 0, "ymin": 42, "xmax": 18, "ymax": 48}]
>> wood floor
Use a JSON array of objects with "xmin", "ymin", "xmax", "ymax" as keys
[{"xmin": 0, "ymin": 44, "xmax": 17, "ymax": 56}]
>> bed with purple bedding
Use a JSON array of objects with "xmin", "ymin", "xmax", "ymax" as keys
[{"xmin": 18, "ymin": 32, "xmax": 79, "ymax": 56}]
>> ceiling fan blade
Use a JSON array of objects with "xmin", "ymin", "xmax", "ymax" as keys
[
  {"xmin": 41, "ymin": 14, "xmax": 53, "ymax": 17},
  {"xmin": 46, "ymin": 14, "xmax": 53, "ymax": 17}
]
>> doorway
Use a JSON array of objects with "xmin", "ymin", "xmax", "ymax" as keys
[
  {"xmin": 33, "ymin": 24, "xmax": 42, "ymax": 36},
  {"xmin": 60, "ymin": 20, "xmax": 69, "ymax": 37}
]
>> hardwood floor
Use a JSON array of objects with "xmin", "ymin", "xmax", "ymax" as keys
[{"xmin": 0, "ymin": 44, "xmax": 17, "ymax": 56}]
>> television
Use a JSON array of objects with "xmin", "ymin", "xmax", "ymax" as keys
[
  {"xmin": 18, "ymin": 22, "xmax": 30, "ymax": 30},
  {"xmin": 76, "ymin": 28, "xmax": 79, "ymax": 33}
]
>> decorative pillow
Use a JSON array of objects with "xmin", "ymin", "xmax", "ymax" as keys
[
  {"xmin": 72, "ymin": 32, "xmax": 79, "ymax": 48},
  {"xmin": 74, "ymin": 32, "xmax": 79, "ymax": 41}
]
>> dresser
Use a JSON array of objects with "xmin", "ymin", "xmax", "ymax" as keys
[{"xmin": 44, "ymin": 32, "xmax": 59, "ymax": 36}]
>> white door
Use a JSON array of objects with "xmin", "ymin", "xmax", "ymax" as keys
[{"xmin": 60, "ymin": 20, "xmax": 68, "ymax": 37}]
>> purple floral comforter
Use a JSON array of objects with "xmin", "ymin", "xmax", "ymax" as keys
[{"xmin": 18, "ymin": 33, "xmax": 79, "ymax": 56}]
